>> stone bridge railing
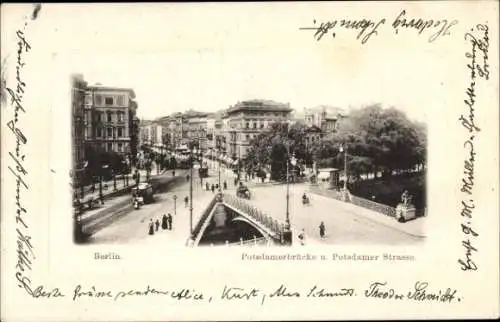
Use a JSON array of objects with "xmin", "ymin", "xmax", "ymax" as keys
[
  {"xmin": 227, "ymin": 237, "xmax": 270, "ymax": 246},
  {"xmin": 223, "ymin": 194, "xmax": 287, "ymax": 241},
  {"xmin": 309, "ymin": 186, "xmax": 398, "ymax": 218},
  {"xmin": 190, "ymin": 194, "xmax": 219, "ymax": 244}
]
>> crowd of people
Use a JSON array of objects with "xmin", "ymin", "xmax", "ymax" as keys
[{"xmin": 148, "ymin": 213, "xmax": 173, "ymax": 235}]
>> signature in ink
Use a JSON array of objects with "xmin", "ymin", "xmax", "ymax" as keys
[
  {"xmin": 392, "ymin": 9, "xmax": 458, "ymax": 42},
  {"xmin": 457, "ymin": 23, "xmax": 489, "ymax": 272},
  {"xmin": 299, "ymin": 18, "xmax": 386, "ymax": 44}
]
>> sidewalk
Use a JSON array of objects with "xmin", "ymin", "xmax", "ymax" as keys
[
  {"xmin": 76, "ymin": 166, "xmax": 168, "ymax": 206},
  {"xmin": 78, "ymin": 169, "xmax": 180, "ymax": 224},
  {"xmin": 308, "ymin": 189, "xmax": 426, "ymax": 238},
  {"xmin": 136, "ymin": 188, "xmax": 218, "ymax": 246}
]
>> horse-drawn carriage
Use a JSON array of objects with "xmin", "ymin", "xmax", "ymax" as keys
[
  {"xmin": 132, "ymin": 183, "xmax": 154, "ymax": 205},
  {"xmin": 236, "ymin": 185, "xmax": 251, "ymax": 199}
]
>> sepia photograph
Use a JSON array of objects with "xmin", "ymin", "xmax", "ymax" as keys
[{"xmin": 71, "ymin": 57, "xmax": 427, "ymax": 247}]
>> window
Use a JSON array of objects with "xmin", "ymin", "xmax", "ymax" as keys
[
  {"xmin": 117, "ymin": 112, "xmax": 123, "ymax": 122},
  {"xmin": 118, "ymin": 127, "xmax": 123, "ymax": 137},
  {"xmin": 107, "ymin": 128, "xmax": 113, "ymax": 137},
  {"xmin": 107, "ymin": 112, "xmax": 112, "ymax": 122},
  {"xmin": 253, "ymin": 123, "xmax": 256, "ymax": 129},
  {"xmin": 105, "ymin": 97, "xmax": 114, "ymax": 106},
  {"xmin": 246, "ymin": 122, "xmax": 249, "ymax": 129},
  {"xmin": 117, "ymin": 95, "xmax": 125, "ymax": 106},
  {"xmin": 118, "ymin": 143, "xmax": 123, "ymax": 152},
  {"xmin": 96, "ymin": 127, "xmax": 102, "ymax": 137},
  {"xmin": 260, "ymin": 123, "xmax": 264, "ymax": 129},
  {"xmin": 107, "ymin": 143, "xmax": 113, "ymax": 151},
  {"xmin": 95, "ymin": 95, "xmax": 103, "ymax": 105},
  {"xmin": 84, "ymin": 94, "xmax": 92, "ymax": 105},
  {"xmin": 245, "ymin": 134, "xmax": 250, "ymax": 141}
]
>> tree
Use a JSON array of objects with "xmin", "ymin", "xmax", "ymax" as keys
[{"xmin": 321, "ymin": 104, "xmax": 427, "ymax": 179}]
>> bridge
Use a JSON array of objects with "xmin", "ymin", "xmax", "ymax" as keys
[
  {"xmin": 189, "ymin": 193, "xmax": 292, "ymax": 247},
  {"xmin": 188, "ymin": 185, "xmax": 424, "ymax": 247}
]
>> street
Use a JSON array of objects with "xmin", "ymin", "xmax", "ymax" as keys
[
  {"xmin": 244, "ymin": 184, "xmax": 424, "ymax": 245},
  {"xmin": 84, "ymin": 164, "xmax": 423, "ymax": 246},
  {"xmin": 86, "ymin": 168, "xmax": 234, "ymax": 244}
]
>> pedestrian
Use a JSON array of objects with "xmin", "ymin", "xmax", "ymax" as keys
[
  {"xmin": 206, "ymin": 182, "xmax": 210, "ymax": 191},
  {"xmin": 167, "ymin": 213, "xmax": 173, "ymax": 230},
  {"xmin": 172, "ymin": 169, "xmax": 175, "ymax": 177},
  {"xmin": 223, "ymin": 181, "xmax": 227, "ymax": 190},
  {"xmin": 211, "ymin": 184, "xmax": 215, "ymax": 193},
  {"xmin": 298, "ymin": 229, "xmax": 306, "ymax": 246},
  {"xmin": 148, "ymin": 219, "xmax": 155, "ymax": 235},
  {"xmin": 184, "ymin": 196, "xmax": 189, "ymax": 208},
  {"xmin": 319, "ymin": 221, "xmax": 326, "ymax": 238},
  {"xmin": 161, "ymin": 214, "xmax": 168, "ymax": 230},
  {"xmin": 234, "ymin": 177, "xmax": 238, "ymax": 186},
  {"xmin": 186, "ymin": 174, "xmax": 190, "ymax": 182},
  {"xmin": 215, "ymin": 183, "xmax": 219, "ymax": 190},
  {"xmin": 155, "ymin": 219, "xmax": 160, "ymax": 231}
]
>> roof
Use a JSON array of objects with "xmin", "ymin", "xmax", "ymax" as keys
[
  {"xmin": 227, "ymin": 99, "xmax": 292, "ymax": 114},
  {"xmin": 306, "ymin": 125, "xmax": 322, "ymax": 133},
  {"xmin": 134, "ymin": 183, "xmax": 152, "ymax": 190},
  {"xmin": 87, "ymin": 85, "xmax": 136, "ymax": 98}
]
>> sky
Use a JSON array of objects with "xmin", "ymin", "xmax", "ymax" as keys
[{"xmin": 2, "ymin": 3, "xmax": 464, "ymax": 123}]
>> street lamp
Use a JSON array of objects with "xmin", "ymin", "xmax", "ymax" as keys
[
  {"xmin": 173, "ymin": 194, "xmax": 177, "ymax": 216},
  {"xmin": 216, "ymin": 137, "xmax": 222, "ymax": 192},
  {"xmin": 189, "ymin": 146, "xmax": 194, "ymax": 239},
  {"xmin": 283, "ymin": 121, "xmax": 293, "ymax": 245},
  {"xmin": 339, "ymin": 144, "xmax": 348, "ymax": 189},
  {"xmin": 99, "ymin": 165, "xmax": 105, "ymax": 204}
]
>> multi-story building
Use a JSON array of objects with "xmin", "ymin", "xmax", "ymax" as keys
[
  {"xmin": 71, "ymin": 74, "xmax": 87, "ymax": 171},
  {"xmin": 139, "ymin": 119, "xmax": 153, "ymax": 147},
  {"xmin": 184, "ymin": 110, "xmax": 208, "ymax": 150},
  {"xmin": 205, "ymin": 112, "xmax": 216, "ymax": 151},
  {"xmin": 226, "ymin": 99, "xmax": 292, "ymax": 159},
  {"xmin": 303, "ymin": 105, "xmax": 346, "ymax": 132},
  {"xmin": 83, "ymin": 84, "xmax": 139, "ymax": 158}
]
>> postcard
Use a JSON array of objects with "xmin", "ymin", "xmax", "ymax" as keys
[{"xmin": 1, "ymin": 2, "xmax": 499, "ymax": 321}]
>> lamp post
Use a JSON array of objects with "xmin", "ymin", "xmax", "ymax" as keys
[
  {"xmin": 216, "ymin": 137, "xmax": 222, "ymax": 192},
  {"xmin": 283, "ymin": 121, "xmax": 293, "ymax": 245},
  {"xmin": 99, "ymin": 166, "xmax": 104, "ymax": 204},
  {"xmin": 339, "ymin": 145, "xmax": 348, "ymax": 189},
  {"xmin": 173, "ymin": 194, "xmax": 177, "ymax": 216},
  {"xmin": 189, "ymin": 147, "xmax": 194, "ymax": 239}
]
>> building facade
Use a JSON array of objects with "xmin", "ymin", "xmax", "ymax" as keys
[
  {"xmin": 84, "ymin": 85, "xmax": 139, "ymax": 158},
  {"xmin": 71, "ymin": 74, "xmax": 87, "ymax": 170},
  {"xmin": 303, "ymin": 105, "xmax": 345, "ymax": 132},
  {"xmin": 139, "ymin": 119, "xmax": 152, "ymax": 147},
  {"xmin": 184, "ymin": 111, "xmax": 209, "ymax": 150},
  {"xmin": 226, "ymin": 99, "xmax": 292, "ymax": 159}
]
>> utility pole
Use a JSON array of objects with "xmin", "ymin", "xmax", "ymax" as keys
[
  {"xmin": 283, "ymin": 121, "xmax": 292, "ymax": 245},
  {"xmin": 217, "ymin": 137, "xmax": 221, "ymax": 191},
  {"xmin": 189, "ymin": 147, "xmax": 194, "ymax": 239},
  {"xmin": 340, "ymin": 145, "xmax": 348, "ymax": 189}
]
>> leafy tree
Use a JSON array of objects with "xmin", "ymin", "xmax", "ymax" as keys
[{"xmin": 245, "ymin": 104, "xmax": 427, "ymax": 183}]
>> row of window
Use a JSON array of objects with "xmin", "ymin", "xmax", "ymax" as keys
[
  {"xmin": 235, "ymin": 111, "xmax": 288, "ymax": 117},
  {"xmin": 229, "ymin": 119, "xmax": 283, "ymax": 130},
  {"xmin": 101, "ymin": 142, "xmax": 127, "ymax": 153},
  {"xmin": 86, "ymin": 111, "xmax": 127, "ymax": 123},
  {"xmin": 95, "ymin": 94, "xmax": 126, "ymax": 106},
  {"xmin": 88, "ymin": 127, "xmax": 126, "ymax": 138}
]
